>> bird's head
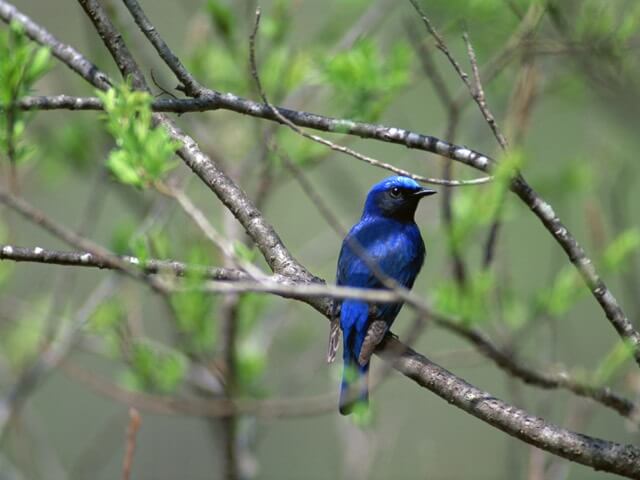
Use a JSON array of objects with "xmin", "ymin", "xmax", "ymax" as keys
[{"xmin": 363, "ymin": 176, "xmax": 436, "ymax": 221}]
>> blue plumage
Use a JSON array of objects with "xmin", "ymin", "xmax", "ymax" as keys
[{"xmin": 335, "ymin": 176, "xmax": 435, "ymax": 414}]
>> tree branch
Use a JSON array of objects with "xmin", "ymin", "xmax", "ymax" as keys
[{"xmin": 0, "ymin": 244, "xmax": 247, "ymax": 281}]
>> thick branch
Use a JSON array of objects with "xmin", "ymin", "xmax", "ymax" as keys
[{"xmin": 385, "ymin": 337, "xmax": 640, "ymax": 479}]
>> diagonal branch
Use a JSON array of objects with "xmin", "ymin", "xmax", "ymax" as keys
[{"xmin": 121, "ymin": 0, "xmax": 203, "ymax": 96}]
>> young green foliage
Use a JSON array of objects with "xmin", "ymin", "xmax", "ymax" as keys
[
  {"xmin": 235, "ymin": 293, "xmax": 269, "ymax": 395},
  {"xmin": 0, "ymin": 21, "xmax": 51, "ymax": 165},
  {"xmin": 602, "ymin": 228, "xmax": 640, "ymax": 272},
  {"xmin": 192, "ymin": 0, "xmax": 307, "ymax": 98},
  {"xmin": 206, "ymin": 0, "xmax": 235, "ymax": 42},
  {"xmin": 433, "ymin": 270, "xmax": 495, "ymax": 326},
  {"xmin": 236, "ymin": 338, "xmax": 267, "ymax": 393},
  {"xmin": 537, "ymin": 266, "xmax": 582, "ymax": 317},
  {"xmin": 85, "ymin": 301, "xmax": 126, "ymax": 357},
  {"xmin": 538, "ymin": 228, "xmax": 640, "ymax": 316},
  {"xmin": 124, "ymin": 338, "xmax": 188, "ymax": 393},
  {"xmin": 170, "ymin": 247, "xmax": 217, "ymax": 354},
  {"xmin": 0, "ymin": 297, "xmax": 50, "ymax": 369},
  {"xmin": 434, "ymin": 152, "xmax": 523, "ymax": 325},
  {"xmin": 321, "ymin": 39, "xmax": 411, "ymax": 121},
  {"xmin": 97, "ymin": 82, "xmax": 181, "ymax": 188},
  {"xmin": 450, "ymin": 149, "xmax": 524, "ymax": 252},
  {"xmin": 592, "ymin": 339, "xmax": 635, "ymax": 386}
]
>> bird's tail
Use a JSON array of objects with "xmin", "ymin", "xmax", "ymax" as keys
[{"xmin": 339, "ymin": 352, "xmax": 369, "ymax": 415}]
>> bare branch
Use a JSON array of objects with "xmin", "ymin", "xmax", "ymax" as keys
[
  {"xmin": 121, "ymin": 408, "xmax": 141, "ymax": 480},
  {"xmin": 463, "ymin": 32, "xmax": 509, "ymax": 150},
  {"xmin": 0, "ymin": 244, "xmax": 247, "ymax": 281},
  {"xmin": 121, "ymin": 0, "xmax": 202, "ymax": 96},
  {"xmin": 77, "ymin": 0, "xmax": 147, "ymax": 90},
  {"xmin": 386, "ymin": 336, "xmax": 640, "ymax": 478}
]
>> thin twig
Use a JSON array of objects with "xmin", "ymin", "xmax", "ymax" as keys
[
  {"xmin": 121, "ymin": 408, "xmax": 141, "ymax": 480},
  {"xmin": 121, "ymin": 0, "xmax": 203, "ymax": 96},
  {"xmin": 161, "ymin": 185, "xmax": 266, "ymax": 280},
  {"xmin": 462, "ymin": 32, "xmax": 509, "ymax": 150}
]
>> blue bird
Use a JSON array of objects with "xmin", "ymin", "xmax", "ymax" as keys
[{"xmin": 329, "ymin": 176, "xmax": 435, "ymax": 415}]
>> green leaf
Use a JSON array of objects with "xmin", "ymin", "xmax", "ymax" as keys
[
  {"xmin": 189, "ymin": 44, "xmax": 246, "ymax": 94},
  {"xmin": 321, "ymin": 39, "xmax": 412, "ymax": 121},
  {"xmin": 237, "ymin": 339, "xmax": 267, "ymax": 387},
  {"xmin": 602, "ymin": 228, "xmax": 640, "ymax": 272},
  {"xmin": 128, "ymin": 339, "xmax": 188, "ymax": 393},
  {"xmin": 450, "ymin": 149, "xmax": 523, "ymax": 251},
  {"xmin": 107, "ymin": 151, "xmax": 143, "ymax": 187},
  {"xmin": 170, "ymin": 247, "xmax": 216, "ymax": 353},
  {"xmin": 97, "ymin": 81, "xmax": 181, "ymax": 188},
  {"xmin": 432, "ymin": 270, "xmax": 495, "ymax": 325},
  {"xmin": 593, "ymin": 340, "xmax": 634, "ymax": 385},
  {"xmin": 1, "ymin": 297, "xmax": 50, "ymax": 368},
  {"xmin": 111, "ymin": 222, "xmax": 137, "ymax": 255},
  {"xmin": 85, "ymin": 301, "xmax": 125, "ymax": 356},
  {"xmin": 537, "ymin": 266, "xmax": 582, "ymax": 316},
  {"xmin": 25, "ymin": 47, "xmax": 52, "ymax": 84},
  {"xmin": 0, "ymin": 22, "xmax": 52, "ymax": 166},
  {"xmin": 206, "ymin": 0, "xmax": 235, "ymax": 40},
  {"xmin": 261, "ymin": 0, "xmax": 292, "ymax": 45}
]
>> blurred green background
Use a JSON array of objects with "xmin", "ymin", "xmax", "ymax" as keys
[{"xmin": 2, "ymin": 0, "xmax": 640, "ymax": 479}]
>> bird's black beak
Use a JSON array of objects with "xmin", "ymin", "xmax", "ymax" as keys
[{"xmin": 413, "ymin": 188, "xmax": 437, "ymax": 199}]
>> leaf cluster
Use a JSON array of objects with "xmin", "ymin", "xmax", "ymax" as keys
[{"xmin": 97, "ymin": 82, "xmax": 181, "ymax": 188}]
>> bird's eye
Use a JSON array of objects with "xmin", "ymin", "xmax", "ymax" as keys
[{"xmin": 389, "ymin": 187, "xmax": 401, "ymax": 198}]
